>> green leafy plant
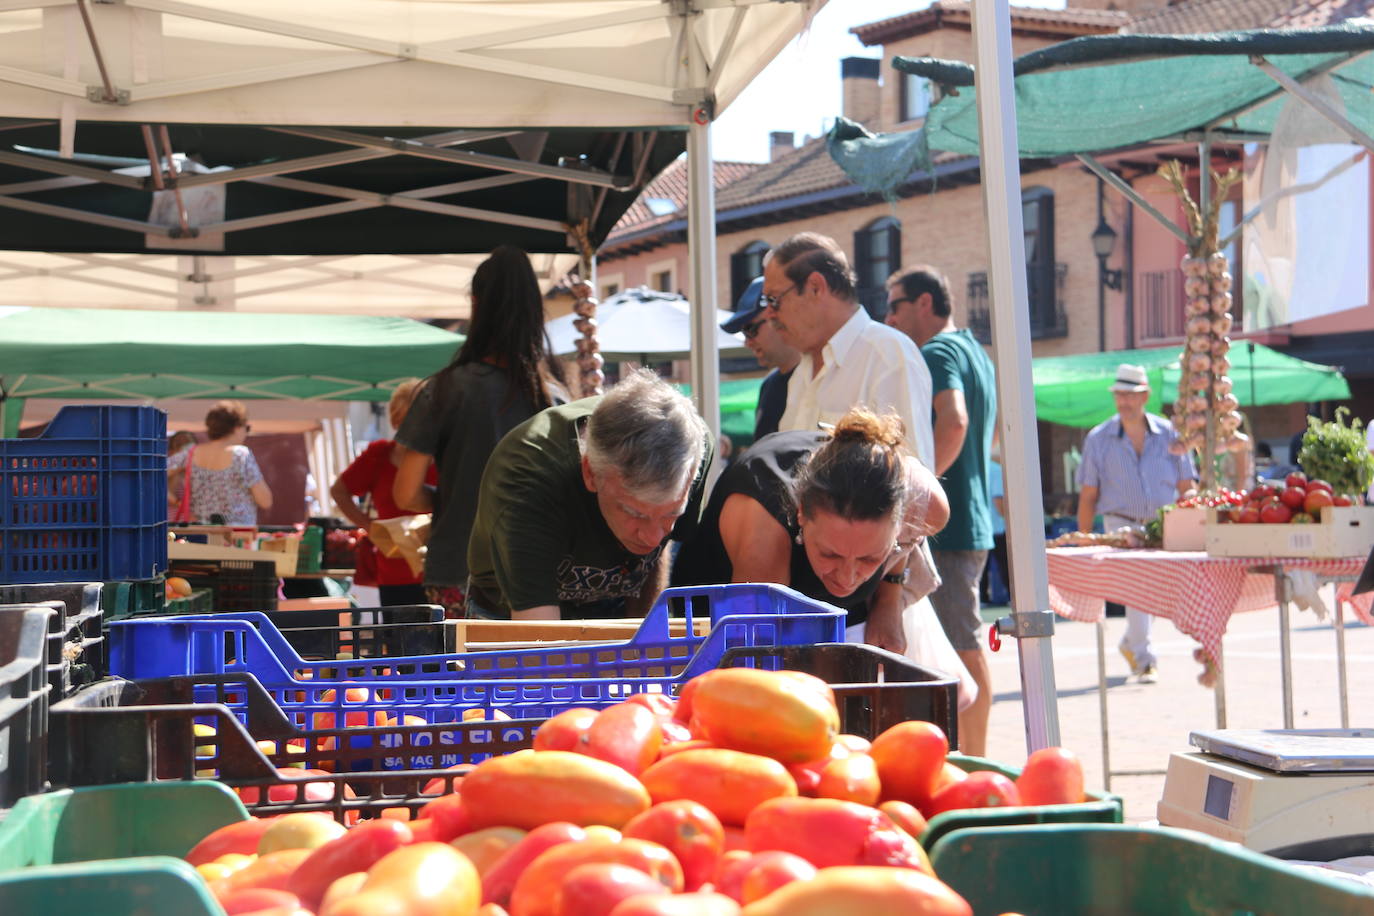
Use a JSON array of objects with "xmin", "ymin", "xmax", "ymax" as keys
[{"xmin": 1297, "ymin": 407, "xmax": 1374, "ymax": 497}]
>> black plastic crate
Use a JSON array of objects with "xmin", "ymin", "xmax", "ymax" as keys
[
  {"xmin": 0, "ymin": 605, "xmax": 54, "ymax": 807},
  {"xmin": 49, "ymin": 674, "xmax": 539, "ymax": 823},
  {"xmin": 0, "ymin": 582, "xmax": 104, "ymax": 698},
  {"xmin": 718, "ymin": 642, "xmax": 960, "ymax": 747},
  {"xmin": 170, "ymin": 559, "xmax": 277, "ymax": 612}
]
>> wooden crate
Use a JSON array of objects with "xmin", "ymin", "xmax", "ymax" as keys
[
  {"xmin": 1162, "ymin": 507, "xmax": 1207, "ymax": 551},
  {"xmin": 450, "ymin": 617, "xmax": 709, "ymax": 652},
  {"xmin": 1205, "ymin": 505, "xmax": 1374, "ymax": 558},
  {"xmin": 168, "ymin": 539, "xmax": 295, "ymax": 576}
]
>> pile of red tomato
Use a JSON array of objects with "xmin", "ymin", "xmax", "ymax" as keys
[
  {"xmin": 184, "ymin": 667, "xmax": 1087, "ymax": 916},
  {"xmin": 1202, "ymin": 472, "xmax": 1353, "ymax": 525}
]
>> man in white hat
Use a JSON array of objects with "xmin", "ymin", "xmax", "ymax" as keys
[{"xmin": 1076, "ymin": 363, "xmax": 1197, "ymax": 682}]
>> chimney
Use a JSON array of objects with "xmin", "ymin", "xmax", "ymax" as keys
[
  {"xmin": 841, "ymin": 57, "xmax": 881, "ymax": 128},
  {"xmin": 769, "ymin": 131, "xmax": 795, "ymax": 162}
]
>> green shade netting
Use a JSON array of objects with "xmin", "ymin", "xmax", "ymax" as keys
[
  {"xmin": 686, "ymin": 345, "xmax": 1347, "ymax": 433},
  {"xmin": 1032, "ymin": 342, "xmax": 1349, "ymax": 427},
  {"xmin": 0, "ymin": 307, "xmax": 462, "ymax": 402},
  {"xmin": 829, "ymin": 24, "xmax": 1374, "ymax": 174}
]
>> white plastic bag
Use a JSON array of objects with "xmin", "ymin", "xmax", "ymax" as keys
[{"xmin": 846, "ymin": 596, "xmax": 979, "ymax": 712}]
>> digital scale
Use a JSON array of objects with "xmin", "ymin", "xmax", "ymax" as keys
[{"xmin": 1158, "ymin": 729, "xmax": 1374, "ymax": 857}]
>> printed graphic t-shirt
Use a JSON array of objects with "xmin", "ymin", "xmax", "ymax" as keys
[{"xmin": 466, "ymin": 398, "xmax": 712, "ymax": 619}]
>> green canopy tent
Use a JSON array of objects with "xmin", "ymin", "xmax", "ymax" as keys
[
  {"xmin": 0, "ymin": 306, "xmax": 462, "ymax": 435},
  {"xmin": 1031, "ymin": 342, "xmax": 1351, "ymax": 429}
]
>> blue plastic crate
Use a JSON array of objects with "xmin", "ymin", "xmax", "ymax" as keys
[
  {"xmin": 107, "ymin": 583, "xmax": 843, "ymax": 684},
  {"xmin": 0, "ymin": 407, "xmax": 167, "ymax": 584}
]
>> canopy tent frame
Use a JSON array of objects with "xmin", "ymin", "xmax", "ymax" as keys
[{"xmin": 969, "ymin": 0, "xmax": 1061, "ymax": 752}]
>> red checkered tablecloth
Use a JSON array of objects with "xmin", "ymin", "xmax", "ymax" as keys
[{"xmin": 1046, "ymin": 548, "xmax": 1372, "ymax": 673}]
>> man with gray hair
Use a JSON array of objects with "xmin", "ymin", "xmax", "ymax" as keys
[{"xmin": 466, "ymin": 368, "xmax": 713, "ymax": 619}]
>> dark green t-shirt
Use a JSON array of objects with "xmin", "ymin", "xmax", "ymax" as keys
[
  {"xmin": 920, "ymin": 328, "xmax": 996, "ymax": 551},
  {"xmin": 466, "ymin": 398, "xmax": 712, "ymax": 618}
]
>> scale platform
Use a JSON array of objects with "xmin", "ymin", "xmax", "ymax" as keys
[{"xmin": 1158, "ymin": 729, "xmax": 1374, "ymax": 855}]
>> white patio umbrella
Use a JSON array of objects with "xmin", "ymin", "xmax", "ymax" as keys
[{"xmin": 546, "ymin": 287, "xmax": 750, "ymax": 363}]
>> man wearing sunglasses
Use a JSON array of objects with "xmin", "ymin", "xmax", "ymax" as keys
[
  {"xmin": 760, "ymin": 232, "xmax": 934, "ymax": 471},
  {"xmin": 721, "ymin": 276, "xmax": 800, "ymax": 439}
]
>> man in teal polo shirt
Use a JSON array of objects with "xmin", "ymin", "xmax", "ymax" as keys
[{"xmin": 886, "ymin": 265, "xmax": 997, "ymax": 756}]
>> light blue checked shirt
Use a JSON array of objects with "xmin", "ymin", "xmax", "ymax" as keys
[{"xmin": 1077, "ymin": 413, "xmax": 1196, "ymax": 523}]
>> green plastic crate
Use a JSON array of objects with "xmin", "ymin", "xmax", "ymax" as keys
[
  {"xmin": 917, "ymin": 753, "xmax": 1122, "ymax": 850},
  {"xmin": 0, "ymin": 781, "xmax": 248, "ymax": 916},
  {"xmin": 297, "ymin": 526, "xmax": 324, "ymax": 574},
  {"xmin": 163, "ymin": 589, "xmax": 213, "ymax": 616},
  {"xmin": 929, "ymin": 823, "xmax": 1374, "ymax": 916},
  {"xmin": 100, "ymin": 579, "xmax": 164, "ymax": 622}
]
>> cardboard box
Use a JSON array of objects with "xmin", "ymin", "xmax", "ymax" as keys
[
  {"xmin": 1205, "ymin": 505, "xmax": 1374, "ymax": 558},
  {"xmin": 1162, "ymin": 506, "xmax": 1207, "ymax": 551},
  {"xmin": 168, "ymin": 538, "xmax": 296, "ymax": 576}
]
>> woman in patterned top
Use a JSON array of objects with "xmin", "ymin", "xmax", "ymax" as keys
[{"xmin": 168, "ymin": 400, "xmax": 273, "ymax": 525}]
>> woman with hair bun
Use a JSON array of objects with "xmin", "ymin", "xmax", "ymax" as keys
[{"xmin": 671, "ymin": 409, "xmax": 950, "ymax": 653}]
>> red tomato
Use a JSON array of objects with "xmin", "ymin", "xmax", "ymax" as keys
[
  {"xmin": 624, "ymin": 693, "xmax": 677, "ymax": 719},
  {"xmin": 218, "ymin": 888, "xmax": 302, "ymax": 916},
  {"xmin": 926, "ymin": 770, "xmax": 1022, "ymax": 816},
  {"xmin": 1306, "ymin": 479, "xmax": 1334, "ymax": 494},
  {"xmin": 1333, "ymin": 494, "xmax": 1353, "ymax": 507},
  {"xmin": 580, "ymin": 703, "xmax": 664, "ymax": 776},
  {"xmin": 509, "ymin": 838, "xmax": 684, "ymax": 916},
  {"xmin": 1236, "ymin": 505, "xmax": 1261, "ymax": 524},
  {"xmin": 1279, "ymin": 487, "xmax": 1306, "ymax": 510},
  {"xmin": 869, "ymin": 721, "xmax": 948, "ymax": 809},
  {"xmin": 738, "ymin": 851, "xmax": 817, "ymax": 905},
  {"xmin": 534, "ymin": 708, "xmax": 600, "ymax": 753},
  {"xmin": 1014, "ymin": 747, "xmax": 1086, "ymax": 807},
  {"xmin": 1285, "ymin": 471, "xmax": 1308, "ymax": 489},
  {"xmin": 1259, "ymin": 500, "xmax": 1292, "ymax": 524},
  {"xmin": 622, "ymin": 800, "xmax": 725, "ymax": 892},
  {"xmin": 186, "ymin": 818, "xmax": 277, "ymax": 866},
  {"xmin": 555, "ymin": 863, "xmax": 668, "ymax": 916},
  {"xmin": 482, "ymin": 823, "xmax": 587, "ymax": 908},
  {"xmin": 608, "ymin": 892, "xmax": 741, "ymax": 916},
  {"xmin": 1304, "ymin": 488, "xmax": 1335, "ymax": 516},
  {"xmin": 286, "ymin": 819, "xmax": 413, "ymax": 910}
]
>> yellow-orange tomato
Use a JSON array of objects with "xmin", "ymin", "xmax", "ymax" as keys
[
  {"xmin": 320, "ymin": 842, "xmax": 480, "ymax": 916},
  {"xmin": 639, "ymin": 749, "xmax": 796, "ymax": 827},
  {"xmin": 688, "ymin": 670, "xmax": 838, "ymax": 764},
  {"xmin": 462, "ymin": 751, "xmax": 651, "ymax": 830},
  {"xmin": 738, "ymin": 866, "xmax": 971, "ymax": 916}
]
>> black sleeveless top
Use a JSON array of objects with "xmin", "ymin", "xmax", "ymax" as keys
[{"xmin": 670, "ymin": 430, "xmax": 883, "ymax": 625}]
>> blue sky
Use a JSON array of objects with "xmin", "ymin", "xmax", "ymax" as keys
[{"xmin": 713, "ymin": 0, "xmax": 1065, "ymax": 162}]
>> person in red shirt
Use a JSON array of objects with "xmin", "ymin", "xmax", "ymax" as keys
[{"xmin": 330, "ymin": 379, "xmax": 436, "ymax": 606}]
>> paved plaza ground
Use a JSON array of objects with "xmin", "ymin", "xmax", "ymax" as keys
[{"xmin": 979, "ymin": 589, "xmax": 1374, "ymax": 823}]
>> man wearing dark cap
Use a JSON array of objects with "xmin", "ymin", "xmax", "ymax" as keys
[{"xmin": 723, "ymin": 276, "xmax": 800, "ymax": 440}]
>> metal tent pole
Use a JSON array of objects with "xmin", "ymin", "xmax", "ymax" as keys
[
  {"xmin": 969, "ymin": 0, "xmax": 1061, "ymax": 751},
  {"xmin": 686, "ymin": 113, "xmax": 722, "ymax": 456}
]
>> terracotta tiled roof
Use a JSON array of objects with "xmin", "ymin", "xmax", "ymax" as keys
[
  {"xmin": 1269, "ymin": 0, "xmax": 1374, "ymax": 28},
  {"xmin": 854, "ymin": 1, "xmax": 1128, "ymax": 45},
  {"xmin": 1122, "ymin": 0, "xmax": 1296, "ymax": 33},
  {"xmin": 714, "ymin": 135, "xmax": 848, "ymax": 211},
  {"xmin": 606, "ymin": 158, "xmax": 759, "ymax": 240}
]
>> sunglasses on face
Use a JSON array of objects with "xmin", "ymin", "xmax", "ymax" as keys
[
  {"xmin": 743, "ymin": 319, "xmax": 766, "ymax": 340},
  {"xmin": 760, "ymin": 282, "xmax": 802, "ymax": 311}
]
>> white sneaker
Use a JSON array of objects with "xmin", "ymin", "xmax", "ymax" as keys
[{"xmin": 1137, "ymin": 664, "xmax": 1158, "ymax": 685}]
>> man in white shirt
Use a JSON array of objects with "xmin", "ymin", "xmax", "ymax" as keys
[
  {"xmin": 762, "ymin": 232, "xmax": 935, "ymax": 469},
  {"xmin": 760, "ymin": 232, "xmax": 940, "ymax": 661}
]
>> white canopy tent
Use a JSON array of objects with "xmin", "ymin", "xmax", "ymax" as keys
[{"xmin": 0, "ymin": 0, "xmax": 820, "ymax": 364}]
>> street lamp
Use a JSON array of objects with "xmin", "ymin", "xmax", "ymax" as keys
[{"xmin": 1091, "ymin": 219, "xmax": 1123, "ymax": 291}]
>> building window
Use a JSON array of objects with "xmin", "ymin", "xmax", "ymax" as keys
[
  {"xmin": 965, "ymin": 189, "xmax": 1066, "ymax": 342},
  {"xmin": 900, "ymin": 73, "xmax": 930, "ymax": 123},
  {"xmin": 600, "ymin": 281, "xmax": 621, "ymax": 299},
  {"xmin": 1023, "ymin": 187, "xmax": 1064, "ymax": 338},
  {"xmin": 729, "ymin": 240, "xmax": 770, "ymax": 309},
  {"xmin": 652, "ymin": 269, "xmax": 673, "ymax": 294},
  {"xmin": 854, "ymin": 217, "xmax": 901, "ymax": 319}
]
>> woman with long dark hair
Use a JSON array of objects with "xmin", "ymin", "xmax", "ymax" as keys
[{"xmin": 393, "ymin": 245, "xmax": 567, "ymax": 615}]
